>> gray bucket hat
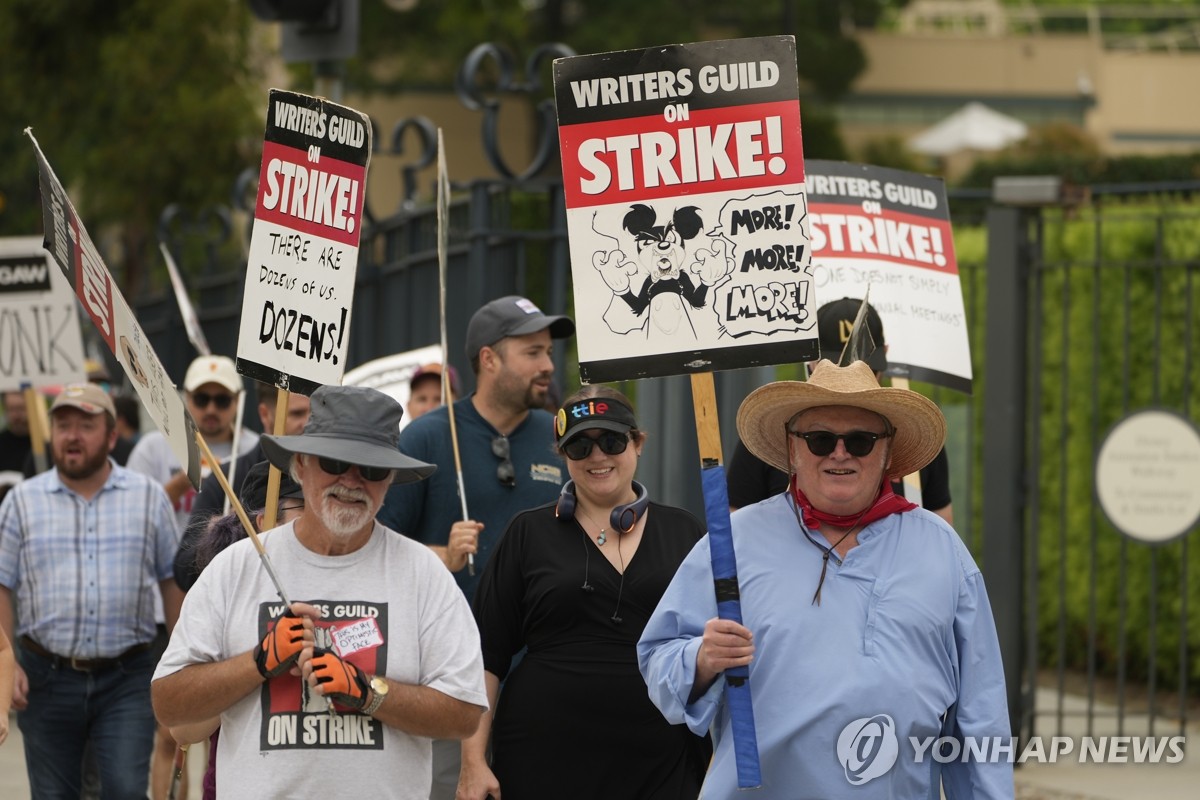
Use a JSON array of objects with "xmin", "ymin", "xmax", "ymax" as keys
[{"xmin": 260, "ymin": 385, "xmax": 436, "ymax": 485}]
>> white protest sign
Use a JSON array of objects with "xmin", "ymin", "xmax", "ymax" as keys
[
  {"xmin": 0, "ymin": 236, "xmax": 86, "ymax": 392},
  {"xmin": 237, "ymin": 89, "xmax": 372, "ymax": 395},
  {"xmin": 28, "ymin": 131, "xmax": 200, "ymax": 486},
  {"xmin": 554, "ymin": 36, "xmax": 818, "ymax": 382},
  {"xmin": 806, "ymin": 160, "xmax": 972, "ymax": 393},
  {"xmin": 160, "ymin": 242, "xmax": 211, "ymax": 356},
  {"xmin": 341, "ymin": 343, "xmax": 441, "ymax": 430}
]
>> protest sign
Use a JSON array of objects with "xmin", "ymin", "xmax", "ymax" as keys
[
  {"xmin": 0, "ymin": 236, "xmax": 86, "ymax": 392},
  {"xmin": 554, "ymin": 36, "xmax": 818, "ymax": 383},
  {"xmin": 160, "ymin": 242, "xmax": 211, "ymax": 356},
  {"xmin": 28, "ymin": 131, "xmax": 200, "ymax": 486},
  {"xmin": 341, "ymin": 342, "xmax": 441, "ymax": 431},
  {"xmin": 236, "ymin": 89, "xmax": 371, "ymax": 395},
  {"xmin": 806, "ymin": 160, "xmax": 972, "ymax": 393}
]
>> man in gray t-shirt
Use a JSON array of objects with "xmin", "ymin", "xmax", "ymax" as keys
[{"xmin": 153, "ymin": 386, "xmax": 486, "ymax": 799}]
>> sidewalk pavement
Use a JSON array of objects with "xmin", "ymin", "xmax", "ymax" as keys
[
  {"xmin": 1010, "ymin": 687, "xmax": 1197, "ymax": 800},
  {"xmin": 0, "ymin": 712, "xmax": 206, "ymax": 799},
  {"xmin": 3, "ymin": 688, "xmax": 1196, "ymax": 799}
]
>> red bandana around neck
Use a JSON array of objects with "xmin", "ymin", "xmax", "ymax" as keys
[{"xmin": 790, "ymin": 475, "xmax": 917, "ymax": 531}]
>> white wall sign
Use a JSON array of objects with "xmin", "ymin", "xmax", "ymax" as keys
[{"xmin": 1095, "ymin": 409, "xmax": 1200, "ymax": 544}]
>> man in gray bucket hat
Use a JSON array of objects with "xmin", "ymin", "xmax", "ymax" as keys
[{"xmin": 152, "ymin": 385, "xmax": 487, "ymax": 799}]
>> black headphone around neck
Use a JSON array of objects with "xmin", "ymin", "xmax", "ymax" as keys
[{"xmin": 555, "ymin": 480, "xmax": 650, "ymax": 534}]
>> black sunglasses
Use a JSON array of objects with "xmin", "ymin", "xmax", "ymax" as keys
[
  {"xmin": 788, "ymin": 429, "xmax": 892, "ymax": 458},
  {"xmin": 562, "ymin": 431, "xmax": 630, "ymax": 461},
  {"xmin": 316, "ymin": 457, "xmax": 392, "ymax": 482},
  {"xmin": 492, "ymin": 435, "xmax": 515, "ymax": 487},
  {"xmin": 192, "ymin": 391, "xmax": 234, "ymax": 410}
]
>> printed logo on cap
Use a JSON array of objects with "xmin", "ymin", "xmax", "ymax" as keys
[
  {"xmin": 836, "ymin": 318, "xmax": 853, "ymax": 347},
  {"xmin": 570, "ymin": 400, "xmax": 611, "ymax": 420},
  {"xmin": 555, "ymin": 408, "xmax": 569, "ymax": 437},
  {"xmin": 515, "ymin": 298, "xmax": 541, "ymax": 315}
]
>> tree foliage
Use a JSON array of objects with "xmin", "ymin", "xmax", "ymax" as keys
[
  {"xmin": 0, "ymin": 0, "xmax": 264, "ymax": 288},
  {"xmin": 0, "ymin": 1, "xmax": 896, "ymax": 289},
  {"xmin": 349, "ymin": 0, "xmax": 893, "ymax": 101}
]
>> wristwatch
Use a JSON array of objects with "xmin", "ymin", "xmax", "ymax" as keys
[{"xmin": 363, "ymin": 675, "xmax": 389, "ymax": 716}]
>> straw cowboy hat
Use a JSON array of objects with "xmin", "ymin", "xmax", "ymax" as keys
[
  {"xmin": 261, "ymin": 385, "xmax": 435, "ymax": 485},
  {"xmin": 736, "ymin": 359, "xmax": 947, "ymax": 479}
]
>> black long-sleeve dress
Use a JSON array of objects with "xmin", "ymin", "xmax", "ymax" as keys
[{"xmin": 474, "ymin": 500, "xmax": 711, "ymax": 799}]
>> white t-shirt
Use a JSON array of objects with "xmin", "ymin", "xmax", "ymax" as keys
[
  {"xmin": 126, "ymin": 427, "xmax": 260, "ymax": 534},
  {"xmin": 153, "ymin": 521, "xmax": 487, "ymax": 799}
]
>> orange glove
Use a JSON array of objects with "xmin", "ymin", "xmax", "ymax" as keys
[
  {"xmin": 309, "ymin": 647, "xmax": 370, "ymax": 710},
  {"xmin": 254, "ymin": 611, "xmax": 306, "ymax": 679}
]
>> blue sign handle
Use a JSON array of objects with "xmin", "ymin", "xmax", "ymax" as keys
[{"xmin": 701, "ymin": 464, "xmax": 762, "ymax": 789}]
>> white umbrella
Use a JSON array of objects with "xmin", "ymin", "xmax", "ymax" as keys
[{"xmin": 909, "ymin": 102, "xmax": 1028, "ymax": 156}]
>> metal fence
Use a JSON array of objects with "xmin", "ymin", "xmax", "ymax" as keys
[{"xmin": 980, "ymin": 186, "xmax": 1200, "ymax": 740}]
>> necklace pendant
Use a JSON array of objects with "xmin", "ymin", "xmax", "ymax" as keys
[{"xmin": 597, "ymin": 531, "xmax": 607, "ymax": 546}]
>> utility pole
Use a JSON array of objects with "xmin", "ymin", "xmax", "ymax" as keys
[{"xmin": 247, "ymin": 0, "xmax": 360, "ymax": 102}]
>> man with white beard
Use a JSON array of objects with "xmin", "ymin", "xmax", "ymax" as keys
[{"xmin": 151, "ymin": 385, "xmax": 488, "ymax": 799}]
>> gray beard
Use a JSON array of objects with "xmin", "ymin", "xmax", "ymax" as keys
[{"xmin": 317, "ymin": 487, "xmax": 375, "ymax": 538}]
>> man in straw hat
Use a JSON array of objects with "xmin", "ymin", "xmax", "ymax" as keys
[
  {"xmin": 0, "ymin": 383, "xmax": 180, "ymax": 798},
  {"xmin": 638, "ymin": 361, "xmax": 1012, "ymax": 798},
  {"xmin": 152, "ymin": 385, "xmax": 487, "ymax": 798},
  {"xmin": 727, "ymin": 297, "xmax": 954, "ymax": 524}
]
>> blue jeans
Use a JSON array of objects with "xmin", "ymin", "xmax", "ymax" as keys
[{"xmin": 18, "ymin": 644, "xmax": 157, "ymax": 800}]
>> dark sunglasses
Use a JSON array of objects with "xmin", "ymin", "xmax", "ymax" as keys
[
  {"xmin": 562, "ymin": 431, "xmax": 630, "ymax": 461},
  {"xmin": 277, "ymin": 502, "xmax": 305, "ymax": 514},
  {"xmin": 316, "ymin": 457, "xmax": 392, "ymax": 482},
  {"xmin": 788, "ymin": 429, "xmax": 892, "ymax": 458},
  {"xmin": 191, "ymin": 392, "xmax": 234, "ymax": 410},
  {"xmin": 491, "ymin": 435, "xmax": 515, "ymax": 487}
]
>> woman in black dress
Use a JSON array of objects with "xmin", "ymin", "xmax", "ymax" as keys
[{"xmin": 457, "ymin": 385, "xmax": 710, "ymax": 800}]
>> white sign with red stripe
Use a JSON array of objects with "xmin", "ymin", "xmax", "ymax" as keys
[
  {"xmin": 236, "ymin": 89, "xmax": 371, "ymax": 396},
  {"xmin": 29, "ymin": 131, "xmax": 200, "ymax": 486},
  {"xmin": 554, "ymin": 37, "xmax": 818, "ymax": 383}
]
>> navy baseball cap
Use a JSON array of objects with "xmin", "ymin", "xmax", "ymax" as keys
[{"xmin": 465, "ymin": 296, "xmax": 574, "ymax": 361}]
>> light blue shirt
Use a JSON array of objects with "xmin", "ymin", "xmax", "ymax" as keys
[
  {"xmin": 638, "ymin": 493, "xmax": 1014, "ymax": 799},
  {"xmin": 0, "ymin": 460, "xmax": 178, "ymax": 659}
]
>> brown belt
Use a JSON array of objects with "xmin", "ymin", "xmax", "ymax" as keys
[{"xmin": 20, "ymin": 636, "xmax": 151, "ymax": 672}]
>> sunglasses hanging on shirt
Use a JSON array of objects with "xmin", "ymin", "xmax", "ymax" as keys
[{"xmin": 491, "ymin": 435, "xmax": 515, "ymax": 487}]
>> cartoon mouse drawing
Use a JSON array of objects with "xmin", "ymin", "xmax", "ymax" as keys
[{"xmin": 593, "ymin": 204, "xmax": 732, "ymax": 339}]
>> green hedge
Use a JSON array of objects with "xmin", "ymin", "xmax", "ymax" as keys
[{"xmin": 952, "ymin": 197, "xmax": 1200, "ymax": 693}]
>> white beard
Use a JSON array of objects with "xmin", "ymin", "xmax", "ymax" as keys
[{"xmin": 317, "ymin": 485, "xmax": 375, "ymax": 538}]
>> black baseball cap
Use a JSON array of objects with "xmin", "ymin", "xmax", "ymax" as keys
[
  {"xmin": 240, "ymin": 460, "xmax": 304, "ymax": 511},
  {"xmin": 465, "ymin": 296, "xmax": 574, "ymax": 361},
  {"xmin": 817, "ymin": 298, "xmax": 887, "ymax": 372},
  {"xmin": 554, "ymin": 396, "xmax": 638, "ymax": 447}
]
